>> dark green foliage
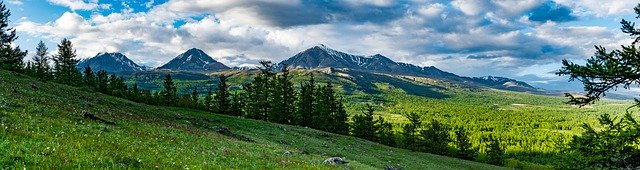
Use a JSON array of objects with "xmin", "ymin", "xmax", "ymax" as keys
[
  {"xmin": 33, "ymin": 41, "xmax": 52, "ymax": 80},
  {"xmin": 557, "ymin": 3, "xmax": 640, "ymax": 107},
  {"xmin": 229, "ymin": 91, "xmax": 244, "ymax": 116},
  {"xmin": 272, "ymin": 66, "xmax": 296, "ymax": 124},
  {"xmin": 401, "ymin": 112, "xmax": 422, "ymax": 150},
  {"xmin": 204, "ymin": 86, "xmax": 213, "ymax": 111},
  {"xmin": 454, "ymin": 127, "xmax": 477, "ymax": 160},
  {"xmin": 53, "ymin": 38, "xmax": 82, "ymax": 86},
  {"xmin": 243, "ymin": 61, "xmax": 274, "ymax": 120},
  {"xmin": 560, "ymin": 113, "xmax": 640, "ymax": 169},
  {"xmin": 314, "ymin": 83, "xmax": 349, "ymax": 135},
  {"xmin": 0, "ymin": 2, "xmax": 26, "ymax": 72},
  {"xmin": 161, "ymin": 74, "xmax": 178, "ymax": 105},
  {"xmin": 556, "ymin": 3, "xmax": 640, "ymax": 169},
  {"xmin": 191, "ymin": 88, "xmax": 198, "ymax": 103},
  {"xmin": 484, "ymin": 135, "xmax": 504, "ymax": 165},
  {"xmin": 420, "ymin": 119, "xmax": 452, "ymax": 155},
  {"xmin": 295, "ymin": 74, "xmax": 316, "ymax": 126},
  {"xmin": 351, "ymin": 103, "xmax": 379, "ymax": 141},
  {"xmin": 107, "ymin": 74, "xmax": 127, "ymax": 97},
  {"xmin": 214, "ymin": 75, "xmax": 231, "ymax": 115},
  {"xmin": 82, "ymin": 66, "xmax": 96, "ymax": 90},
  {"xmin": 96, "ymin": 70, "xmax": 109, "ymax": 94},
  {"xmin": 376, "ymin": 116, "xmax": 396, "ymax": 147}
]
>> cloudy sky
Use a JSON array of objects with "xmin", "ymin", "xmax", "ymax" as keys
[{"xmin": 6, "ymin": 0, "xmax": 640, "ymax": 91}]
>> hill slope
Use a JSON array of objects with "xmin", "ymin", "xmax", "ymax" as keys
[{"xmin": 0, "ymin": 70, "xmax": 502, "ymax": 169}]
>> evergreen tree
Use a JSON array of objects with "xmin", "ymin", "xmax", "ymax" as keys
[
  {"xmin": 33, "ymin": 41, "xmax": 51, "ymax": 80},
  {"xmin": 556, "ymin": 4, "xmax": 640, "ymax": 169},
  {"xmin": 376, "ymin": 116, "xmax": 396, "ymax": 147},
  {"xmin": 0, "ymin": 2, "xmax": 26, "ymax": 72},
  {"xmin": 559, "ymin": 114, "xmax": 640, "ymax": 169},
  {"xmin": 82, "ymin": 66, "xmax": 96, "ymax": 90},
  {"xmin": 295, "ymin": 74, "xmax": 316, "ymax": 126},
  {"xmin": 315, "ymin": 83, "xmax": 349, "ymax": 135},
  {"xmin": 53, "ymin": 38, "xmax": 82, "ymax": 86},
  {"xmin": 351, "ymin": 103, "xmax": 379, "ymax": 141},
  {"xmin": 558, "ymin": 3, "xmax": 640, "ymax": 107},
  {"xmin": 272, "ymin": 66, "xmax": 295, "ymax": 124},
  {"xmin": 130, "ymin": 83, "xmax": 141, "ymax": 102},
  {"xmin": 213, "ymin": 75, "xmax": 231, "ymax": 115},
  {"xmin": 244, "ymin": 61, "xmax": 275, "ymax": 120},
  {"xmin": 204, "ymin": 86, "xmax": 213, "ymax": 111},
  {"xmin": 401, "ymin": 112, "xmax": 422, "ymax": 151},
  {"xmin": 229, "ymin": 91, "xmax": 244, "ymax": 116},
  {"xmin": 96, "ymin": 70, "xmax": 109, "ymax": 94},
  {"xmin": 420, "ymin": 119, "xmax": 452, "ymax": 155},
  {"xmin": 24, "ymin": 61, "xmax": 34, "ymax": 76},
  {"xmin": 454, "ymin": 127, "xmax": 477, "ymax": 160},
  {"xmin": 161, "ymin": 74, "xmax": 178, "ymax": 105},
  {"xmin": 485, "ymin": 135, "xmax": 504, "ymax": 165},
  {"xmin": 191, "ymin": 88, "xmax": 199, "ymax": 103}
]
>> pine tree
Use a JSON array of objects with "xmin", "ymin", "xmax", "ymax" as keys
[
  {"xmin": 420, "ymin": 119, "xmax": 452, "ymax": 155},
  {"xmin": 53, "ymin": 38, "xmax": 82, "ymax": 86},
  {"xmin": 376, "ymin": 116, "xmax": 396, "ymax": 147},
  {"xmin": 229, "ymin": 91, "xmax": 244, "ymax": 116},
  {"xmin": 351, "ymin": 103, "xmax": 378, "ymax": 141},
  {"xmin": 454, "ymin": 127, "xmax": 477, "ymax": 160},
  {"xmin": 244, "ymin": 61, "xmax": 275, "ymax": 121},
  {"xmin": 295, "ymin": 74, "xmax": 316, "ymax": 126},
  {"xmin": 161, "ymin": 74, "xmax": 178, "ymax": 105},
  {"xmin": 213, "ymin": 75, "xmax": 231, "ymax": 115},
  {"xmin": 33, "ymin": 41, "xmax": 51, "ymax": 80},
  {"xmin": 272, "ymin": 66, "xmax": 295, "ymax": 124},
  {"xmin": 130, "ymin": 83, "xmax": 140, "ymax": 102},
  {"xmin": 82, "ymin": 66, "xmax": 96, "ymax": 90},
  {"xmin": 401, "ymin": 112, "xmax": 422, "ymax": 151},
  {"xmin": 191, "ymin": 87, "xmax": 199, "ymax": 108},
  {"xmin": 485, "ymin": 135, "xmax": 504, "ymax": 165},
  {"xmin": 204, "ymin": 86, "xmax": 213, "ymax": 111},
  {"xmin": 96, "ymin": 70, "xmax": 109, "ymax": 94},
  {"xmin": 323, "ymin": 83, "xmax": 349, "ymax": 135},
  {"xmin": 0, "ymin": 2, "xmax": 26, "ymax": 72}
]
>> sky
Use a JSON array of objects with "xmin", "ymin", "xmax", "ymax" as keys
[{"xmin": 6, "ymin": 0, "xmax": 640, "ymax": 92}]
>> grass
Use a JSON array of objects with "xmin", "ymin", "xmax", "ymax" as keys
[{"xmin": 0, "ymin": 70, "xmax": 502, "ymax": 169}]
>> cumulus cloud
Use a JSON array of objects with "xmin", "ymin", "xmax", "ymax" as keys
[
  {"xmin": 13, "ymin": 0, "xmax": 639, "ymax": 91},
  {"xmin": 47, "ymin": 0, "xmax": 107, "ymax": 11}
]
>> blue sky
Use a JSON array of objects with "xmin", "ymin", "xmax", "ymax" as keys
[{"xmin": 6, "ymin": 0, "xmax": 640, "ymax": 92}]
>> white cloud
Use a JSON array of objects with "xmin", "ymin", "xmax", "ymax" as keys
[
  {"xmin": 555, "ymin": 0, "xmax": 638, "ymax": 17},
  {"xmin": 7, "ymin": 0, "xmax": 23, "ymax": 5},
  {"xmin": 47, "ymin": 0, "xmax": 103, "ymax": 11},
  {"xmin": 13, "ymin": 0, "xmax": 640, "ymax": 91}
]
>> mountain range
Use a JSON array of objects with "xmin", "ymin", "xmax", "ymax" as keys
[{"xmin": 79, "ymin": 45, "xmax": 540, "ymax": 92}]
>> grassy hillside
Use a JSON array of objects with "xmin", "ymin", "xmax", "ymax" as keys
[
  {"xmin": 0, "ymin": 70, "xmax": 502, "ymax": 169},
  {"xmin": 123, "ymin": 68, "xmax": 637, "ymax": 167}
]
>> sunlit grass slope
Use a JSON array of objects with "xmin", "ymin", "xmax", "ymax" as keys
[{"xmin": 0, "ymin": 70, "xmax": 502, "ymax": 169}]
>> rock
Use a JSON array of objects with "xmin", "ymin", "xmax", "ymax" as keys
[
  {"xmin": 284, "ymin": 151, "xmax": 292, "ymax": 155},
  {"xmin": 213, "ymin": 126, "xmax": 230, "ymax": 134},
  {"xmin": 83, "ymin": 112, "xmax": 116, "ymax": 125},
  {"xmin": 384, "ymin": 165, "xmax": 401, "ymax": 170},
  {"xmin": 300, "ymin": 150, "xmax": 310, "ymax": 155},
  {"xmin": 323, "ymin": 157, "xmax": 348, "ymax": 165},
  {"xmin": 29, "ymin": 82, "xmax": 38, "ymax": 90}
]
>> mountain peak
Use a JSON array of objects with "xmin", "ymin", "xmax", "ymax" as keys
[
  {"xmin": 157, "ymin": 48, "xmax": 230, "ymax": 72},
  {"xmin": 77, "ymin": 52, "xmax": 144, "ymax": 73}
]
